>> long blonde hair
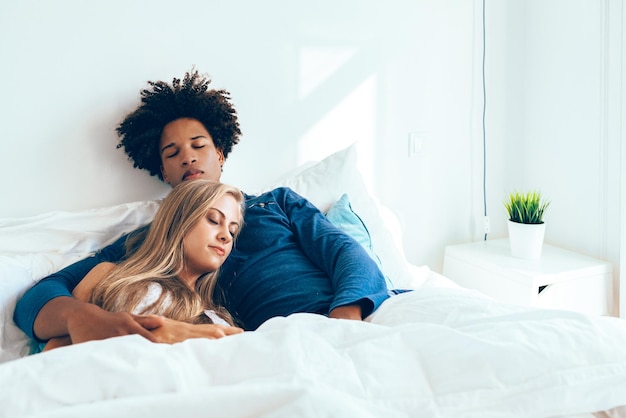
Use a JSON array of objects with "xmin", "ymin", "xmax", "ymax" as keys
[{"xmin": 89, "ymin": 180, "xmax": 244, "ymax": 325}]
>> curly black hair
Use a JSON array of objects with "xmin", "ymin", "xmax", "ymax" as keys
[{"xmin": 116, "ymin": 68, "xmax": 242, "ymax": 181}]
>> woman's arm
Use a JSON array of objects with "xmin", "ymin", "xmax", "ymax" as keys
[
  {"xmin": 42, "ymin": 336, "xmax": 72, "ymax": 351},
  {"xmin": 152, "ymin": 318, "xmax": 244, "ymax": 341},
  {"xmin": 72, "ymin": 262, "xmax": 116, "ymax": 302}
]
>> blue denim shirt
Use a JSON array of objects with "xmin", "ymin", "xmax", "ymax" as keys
[
  {"xmin": 216, "ymin": 187, "xmax": 389, "ymax": 330},
  {"xmin": 14, "ymin": 187, "xmax": 389, "ymax": 338}
]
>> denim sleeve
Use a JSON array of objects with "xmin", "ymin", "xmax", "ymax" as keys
[
  {"xmin": 13, "ymin": 234, "xmax": 129, "ymax": 341},
  {"xmin": 279, "ymin": 188, "xmax": 389, "ymax": 317}
]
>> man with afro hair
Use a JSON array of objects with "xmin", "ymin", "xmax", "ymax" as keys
[
  {"xmin": 116, "ymin": 69, "xmax": 241, "ymax": 182},
  {"xmin": 14, "ymin": 68, "xmax": 390, "ymax": 346}
]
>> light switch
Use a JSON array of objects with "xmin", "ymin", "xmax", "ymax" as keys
[{"xmin": 408, "ymin": 132, "xmax": 427, "ymax": 157}]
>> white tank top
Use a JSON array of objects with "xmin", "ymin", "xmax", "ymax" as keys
[{"xmin": 132, "ymin": 282, "xmax": 229, "ymax": 326}]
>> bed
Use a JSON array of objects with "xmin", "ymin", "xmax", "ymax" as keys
[{"xmin": 1, "ymin": 144, "xmax": 625, "ymax": 418}]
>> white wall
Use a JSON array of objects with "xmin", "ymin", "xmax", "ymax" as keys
[
  {"xmin": 0, "ymin": 0, "xmax": 478, "ymax": 272},
  {"xmin": 1, "ymin": 1, "xmax": 622, "ymax": 313},
  {"xmin": 483, "ymin": 0, "xmax": 624, "ymax": 315},
  {"xmin": 622, "ymin": 0, "xmax": 626, "ymax": 319}
]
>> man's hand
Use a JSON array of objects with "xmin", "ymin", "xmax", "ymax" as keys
[
  {"xmin": 328, "ymin": 304, "xmax": 362, "ymax": 321},
  {"xmin": 34, "ymin": 296, "xmax": 163, "ymax": 343},
  {"xmin": 67, "ymin": 305, "xmax": 164, "ymax": 344},
  {"xmin": 34, "ymin": 296, "xmax": 243, "ymax": 348},
  {"xmin": 151, "ymin": 317, "xmax": 244, "ymax": 344},
  {"xmin": 43, "ymin": 312, "xmax": 164, "ymax": 351}
]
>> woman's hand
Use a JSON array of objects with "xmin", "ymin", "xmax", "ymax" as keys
[{"xmin": 150, "ymin": 317, "xmax": 244, "ymax": 344}]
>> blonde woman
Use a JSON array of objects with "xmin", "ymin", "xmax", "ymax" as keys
[{"xmin": 44, "ymin": 180, "xmax": 245, "ymax": 350}]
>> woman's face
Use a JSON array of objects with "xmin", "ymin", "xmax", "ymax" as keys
[
  {"xmin": 159, "ymin": 118, "xmax": 224, "ymax": 187},
  {"xmin": 181, "ymin": 194, "xmax": 241, "ymax": 284}
]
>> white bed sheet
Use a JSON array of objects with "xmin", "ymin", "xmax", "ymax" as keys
[{"xmin": 1, "ymin": 287, "xmax": 625, "ymax": 418}]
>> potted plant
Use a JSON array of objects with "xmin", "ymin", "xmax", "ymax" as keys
[{"xmin": 504, "ymin": 190, "xmax": 550, "ymax": 260}]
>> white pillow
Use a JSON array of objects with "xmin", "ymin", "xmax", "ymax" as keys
[
  {"xmin": 0, "ymin": 200, "xmax": 160, "ymax": 363},
  {"xmin": 0, "ymin": 200, "xmax": 160, "ymax": 258},
  {"xmin": 0, "ymin": 258, "xmax": 38, "ymax": 362}
]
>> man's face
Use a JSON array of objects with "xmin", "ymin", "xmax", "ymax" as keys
[{"xmin": 159, "ymin": 118, "xmax": 224, "ymax": 187}]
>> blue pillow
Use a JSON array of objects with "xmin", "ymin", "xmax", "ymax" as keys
[{"xmin": 325, "ymin": 194, "xmax": 394, "ymax": 289}]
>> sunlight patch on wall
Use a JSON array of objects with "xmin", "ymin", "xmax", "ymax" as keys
[
  {"xmin": 298, "ymin": 46, "xmax": 358, "ymax": 99},
  {"xmin": 297, "ymin": 74, "xmax": 376, "ymax": 191}
]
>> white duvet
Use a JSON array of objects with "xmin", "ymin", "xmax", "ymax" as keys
[{"xmin": 2, "ymin": 287, "xmax": 625, "ymax": 418}]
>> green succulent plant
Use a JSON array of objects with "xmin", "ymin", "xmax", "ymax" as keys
[{"xmin": 504, "ymin": 190, "xmax": 550, "ymax": 224}]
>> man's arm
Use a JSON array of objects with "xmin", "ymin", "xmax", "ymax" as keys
[
  {"xmin": 36, "ymin": 261, "xmax": 163, "ymax": 345},
  {"xmin": 15, "ymin": 232, "xmax": 242, "ymax": 345},
  {"xmin": 13, "ymin": 233, "xmax": 131, "ymax": 341},
  {"xmin": 38, "ymin": 298, "xmax": 163, "ymax": 347},
  {"xmin": 280, "ymin": 188, "xmax": 389, "ymax": 319}
]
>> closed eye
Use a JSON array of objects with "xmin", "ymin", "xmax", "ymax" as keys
[{"xmin": 207, "ymin": 208, "xmax": 240, "ymax": 238}]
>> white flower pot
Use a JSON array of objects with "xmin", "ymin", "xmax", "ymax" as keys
[{"xmin": 507, "ymin": 220, "xmax": 546, "ymax": 260}]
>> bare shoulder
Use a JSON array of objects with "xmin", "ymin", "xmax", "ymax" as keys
[{"xmin": 72, "ymin": 262, "xmax": 116, "ymax": 301}]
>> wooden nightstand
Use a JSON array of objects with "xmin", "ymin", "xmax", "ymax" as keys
[{"xmin": 443, "ymin": 238, "xmax": 613, "ymax": 316}]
